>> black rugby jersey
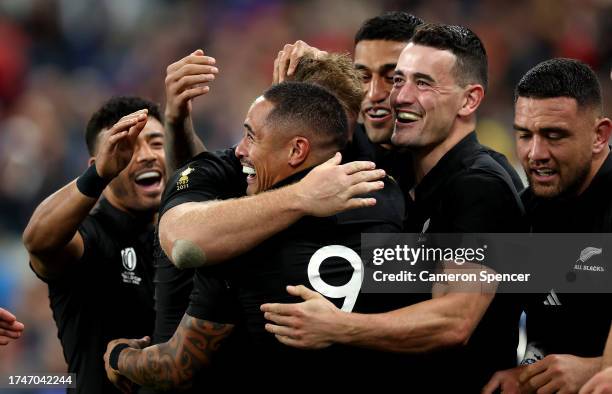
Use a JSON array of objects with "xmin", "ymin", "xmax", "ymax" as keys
[
  {"xmin": 33, "ymin": 198, "xmax": 155, "ymax": 394},
  {"xmin": 186, "ymin": 169, "xmax": 413, "ymax": 374},
  {"xmin": 521, "ymin": 150, "xmax": 612, "ymax": 358},
  {"xmin": 404, "ymin": 132, "xmax": 527, "ymax": 392},
  {"xmin": 151, "ymin": 148, "xmax": 247, "ymax": 387},
  {"xmin": 153, "ymin": 147, "xmax": 244, "ymax": 344},
  {"xmin": 346, "ymin": 124, "xmax": 523, "ymax": 201}
]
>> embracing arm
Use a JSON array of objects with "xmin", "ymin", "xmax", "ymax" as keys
[
  {"xmin": 159, "ymin": 154, "xmax": 385, "ymax": 268},
  {"xmin": 333, "ymin": 291, "xmax": 492, "ymax": 352},
  {"xmin": 109, "ymin": 314, "xmax": 233, "ymax": 391},
  {"xmin": 263, "ymin": 285, "xmax": 492, "ymax": 352}
]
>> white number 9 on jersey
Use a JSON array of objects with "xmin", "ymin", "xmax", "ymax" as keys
[{"xmin": 307, "ymin": 245, "xmax": 363, "ymax": 312}]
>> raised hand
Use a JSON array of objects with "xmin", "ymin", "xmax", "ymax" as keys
[
  {"xmin": 95, "ymin": 110, "xmax": 148, "ymax": 180},
  {"xmin": 165, "ymin": 49, "xmax": 218, "ymax": 124},
  {"xmin": 273, "ymin": 40, "xmax": 328, "ymax": 84}
]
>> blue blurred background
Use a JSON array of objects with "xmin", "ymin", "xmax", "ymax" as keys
[{"xmin": 0, "ymin": 0, "xmax": 610, "ymax": 391}]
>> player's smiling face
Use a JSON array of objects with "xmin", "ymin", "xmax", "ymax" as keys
[
  {"xmin": 235, "ymin": 97, "xmax": 290, "ymax": 196},
  {"xmin": 390, "ymin": 43, "xmax": 465, "ymax": 150},
  {"xmin": 103, "ymin": 117, "xmax": 167, "ymax": 213},
  {"xmin": 354, "ymin": 39, "xmax": 406, "ymax": 147}
]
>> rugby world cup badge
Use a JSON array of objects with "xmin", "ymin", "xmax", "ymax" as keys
[{"xmin": 121, "ymin": 247, "xmax": 142, "ymax": 285}]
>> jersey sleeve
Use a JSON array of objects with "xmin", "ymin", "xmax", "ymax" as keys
[
  {"xmin": 151, "ymin": 233, "xmax": 196, "ymax": 344},
  {"xmin": 159, "ymin": 148, "xmax": 245, "ymax": 218},
  {"xmin": 77, "ymin": 214, "xmax": 107, "ymax": 264},
  {"xmin": 186, "ymin": 267, "xmax": 240, "ymax": 324}
]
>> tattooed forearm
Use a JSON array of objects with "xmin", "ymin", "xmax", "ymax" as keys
[{"xmin": 118, "ymin": 314, "xmax": 234, "ymax": 391}]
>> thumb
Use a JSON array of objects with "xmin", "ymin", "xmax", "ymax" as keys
[
  {"xmin": 135, "ymin": 336, "xmax": 150, "ymax": 348},
  {"xmin": 324, "ymin": 152, "xmax": 342, "ymax": 167},
  {"xmin": 287, "ymin": 285, "xmax": 323, "ymax": 301},
  {"xmin": 192, "ymin": 49, "xmax": 204, "ymax": 56}
]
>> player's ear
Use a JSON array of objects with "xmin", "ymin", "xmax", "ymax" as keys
[
  {"xmin": 88, "ymin": 157, "xmax": 96, "ymax": 167},
  {"xmin": 593, "ymin": 116, "xmax": 612, "ymax": 154},
  {"xmin": 288, "ymin": 136, "xmax": 310, "ymax": 167},
  {"xmin": 458, "ymin": 84, "xmax": 484, "ymax": 117}
]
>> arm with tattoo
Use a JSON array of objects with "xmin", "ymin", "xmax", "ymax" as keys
[{"xmin": 105, "ymin": 314, "xmax": 233, "ymax": 391}]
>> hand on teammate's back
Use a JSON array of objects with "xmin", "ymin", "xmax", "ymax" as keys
[{"xmin": 290, "ymin": 152, "xmax": 385, "ymax": 217}]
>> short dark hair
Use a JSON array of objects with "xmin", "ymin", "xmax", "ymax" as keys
[
  {"xmin": 288, "ymin": 52, "xmax": 363, "ymax": 119},
  {"xmin": 354, "ymin": 11, "xmax": 424, "ymax": 45},
  {"xmin": 263, "ymin": 82, "xmax": 348, "ymax": 151},
  {"xmin": 85, "ymin": 96, "xmax": 162, "ymax": 155},
  {"xmin": 514, "ymin": 58, "xmax": 602, "ymax": 112},
  {"xmin": 411, "ymin": 23, "xmax": 488, "ymax": 91}
]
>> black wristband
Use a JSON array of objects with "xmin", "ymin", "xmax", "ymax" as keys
[
  {"xmin": 109, "ymin": 343, "xmax": 131, "ymax": 371},
  {"xmin": 76, "ymin": 163, "xmax": 109, "ymax": 198}
]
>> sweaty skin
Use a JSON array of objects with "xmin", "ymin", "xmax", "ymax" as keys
[{"xmin": 171, "ymin": 239, "xmax": 207, "ymax": 269}]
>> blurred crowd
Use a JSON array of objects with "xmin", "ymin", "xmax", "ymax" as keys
[{"xmin": 0, "ymin": 0, "xmax": 610, "ymax": 387}]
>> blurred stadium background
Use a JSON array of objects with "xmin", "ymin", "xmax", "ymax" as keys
[{"xmin": 0, "ymin": 0, "xmax": 610, "ymax": 391}]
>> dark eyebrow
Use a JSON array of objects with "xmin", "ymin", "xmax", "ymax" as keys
[
  {"xmin": 413, "ymin": 72, "xmax": 435, "ymax": 83},
  {"xmin": 144, "ymin": 131, "xmax": 164, "ymax": 139},
  {"xmin": 243, "ymin": 123, "xmax": 253, "ymax": 134},
  {"xmin": 513, "ymin": 124, "xmax": 530, "ymax": 132},
  {"xmin": 355, "ymin": 63, "xmax": 396, "ymax": 73},
  {"xmin": 513, "ymin": 125, "xmax": 569, "ymax": 134},
  {"xmin": 539, "ymin": 127, "xmax": 569, "ymax": 134},
  {"xmin": 378, "ymin": 63, "xmax": 397, "ymax": 74}
]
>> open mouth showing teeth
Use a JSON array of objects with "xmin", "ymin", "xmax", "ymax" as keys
[
  {"xmin": 135, "ymin": 171, "xmax": 161, "ymax": 186},
  {"xmin": 396, "ymin": 111, "xmax": 421, "ymax": 123},
  {"xmin": 367, "ymin": 108, "xmax": 391, "ymax": 119},
  {"xmin": 533, "ymin": 169, "xmax": 555, "ymax": 176},
  {"xmin": 243, "ymin": 166, "xmax": 256, "ymax": 178}
]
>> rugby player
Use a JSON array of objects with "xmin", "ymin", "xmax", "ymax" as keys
[
  {"xmin": 144, "ymin": 50, "xmax": 375, "ymax": 390},
  {"xmin": 23, "ymin": 97, "xmax": 166, "ymax": 394},
  {"xmin": 275, "ymin": 11, "xmax": 523, "ymax": 191},
  {"xmin": 104, "ymin": 81, "xmax": 404, "ymax": 389},
  {"xmin": 261, "ymin": 23, "xmax": 527, "ymax": 392},
  {"xmin": 483, "ymin": 59, "xmax": 612, "ymax": 394}
]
